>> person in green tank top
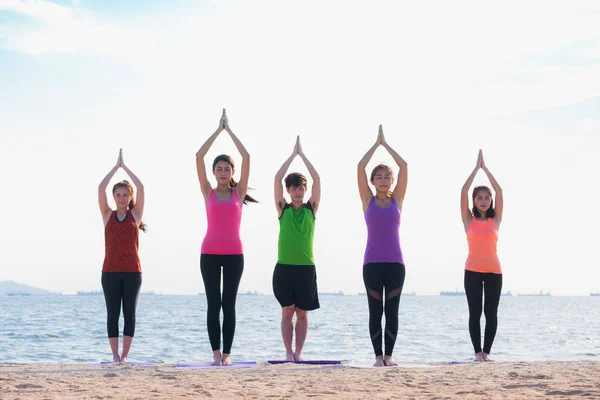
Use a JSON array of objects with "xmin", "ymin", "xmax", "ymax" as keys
[{"xmin": 273, "ymin": 136, "xmax": 321, "ymax": 362}]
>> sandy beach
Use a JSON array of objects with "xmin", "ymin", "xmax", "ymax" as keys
[{"xmin": 1, "ymin": 361, "xmax": 599, "ymax": 399}]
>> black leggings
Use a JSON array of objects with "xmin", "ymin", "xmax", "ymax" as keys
[
  {"xmin": 464, "ymin": 270, "xmax": 502, "ymax": 354},
  {"xmin": 101, "ymin": 272, "xmax": 142, "ymax": 338},
  {"xmin": 200, "ymin": 254, "xmax": 244, "ymax": 354},
  {"xmin": 363, "ymin": 262, "xmax": 406, "ymax": 356}
]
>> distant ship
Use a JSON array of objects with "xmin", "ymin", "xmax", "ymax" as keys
[
  {"xmin": 502, "ymin": 291, "xmax": 513, "ymax": 296},
  {"xmin": 404, "ymin": 291, "xmax": 417, "ymax": 296},
  {"xmin": 518, "ymin": 291, "xmax": 551, "ymax": 296},
  {"xmin": 320, "ymin": 291, "xmax": 344, "ymax": 296},
  {"xmin": 591, "ymin": 292, "xmax": 600, "ymax": 297},
  {"xmin": 7, "ymin": 292, "xmax": 31, "ymax": 296},
  {"xmin": 76, "ymin": 290, "xmax": 103, "ymax": 296},
  {"xmin": 440, "ymin": 290, "xmax": 465, "ymax": 296}
]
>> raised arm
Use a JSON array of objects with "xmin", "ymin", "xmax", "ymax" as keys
[
  {"xmin": 196, "ymin": 111, "xmax": 225, "ymax": 201},
  {"xmin": 120, "ymin": 150, "xmax": 145, "ymax": 225},
  {"xmin": 481, "ymin": 151, "xmax": 503, "ymax": 225},
  {"xmin": 274, "ymin": 140, "xmax": 298, "ymax": 216},
  {"xmin": 380, "ymin": 125, "xmax": 408, "ymax": 208},
  {"xmin": 222, "ymin": 109, "xmax": 250, "ymax": 204},
  {"xmin": 461, "ymin": 150, "xmax": 482, "ymax": 231},
  {"xmin": 297, "ymin": 137, "xmax": 321, "ymax": 215},
  {"xmin": 98, "ymin": 150, "xmax": 121, "ymax": 223},
  {"xmin": 357, "ymin": 127, "xmax": 382, "ymax": 212}
]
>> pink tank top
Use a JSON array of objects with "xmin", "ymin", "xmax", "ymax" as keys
[
  {"xmin": 201, "ymin": 188, "xmax": 243, "ymax": 255},
  {"xmin": 465, "ymin": 218, "xmax": 501, "ymax": 274}
]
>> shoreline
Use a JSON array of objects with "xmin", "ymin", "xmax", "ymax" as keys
[{"xmin": 2, "ymin": 361, "xmax": 599, "ymax": 399}]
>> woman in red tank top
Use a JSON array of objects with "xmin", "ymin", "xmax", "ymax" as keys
[
  {"xmin": 460, "ymin": 150, "xmax": 503, "ymax": 363},
  {"xmin": 98, "ymin": 149, "xmax": 146, "ymax": 363}
]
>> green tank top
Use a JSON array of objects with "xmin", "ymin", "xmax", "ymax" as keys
[{"xmin": 277, "ymin": 202, "xmax": 315, "ymax": 265}]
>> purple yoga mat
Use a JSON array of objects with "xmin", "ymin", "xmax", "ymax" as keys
[
  {"xmin": 174, "ymin": 361, "xmax": 257, "ymax": 369},
  {"xmin": 267, "ymin": 360, "xmax": 341, "ymax": 365}
]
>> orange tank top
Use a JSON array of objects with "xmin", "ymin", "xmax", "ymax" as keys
[
  {"xmin": 102, "ymin": 210, "xmax": 141, "ymax": 273},
  {"xmin": 465, "ymin": 218, "xmax": 501, "ymax": 274}
]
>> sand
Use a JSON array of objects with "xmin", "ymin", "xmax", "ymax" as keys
[{"xmin": 1, "ymin": 361, "xmax": 599, "ymax": 399}]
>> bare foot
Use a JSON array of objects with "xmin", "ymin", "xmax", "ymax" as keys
[
  {"xmin": 373, "ymin": 356, "xmax": 385, "ymax": 367},
  {"xmin": 482, "ymin": 353, "xmax": 494, "ymax": 362},
  {"xmin": 294, "ymin": 353, "xmax": 303, "ymax": 362},
  {"xmin": 221, "ymin": 354, "xmax": 233, "ymax": 366},
  {"xmin": 112, "ymin": 354, "xmax": 121, "ymax": 363},
  {"xmin": 212, "ymin": 350, "xmax": 222, "ymax": 366},
  {"xmin": 120, "ymin": 355, "xmax": 128, "ymax": 363},
  {"xmin": 383, "ymin": 355, "xmax": 397, "ymax": 366},
  {"xmin": 285, "ymin": 353, "xmax": 295, "ymax": 362},
  {"xmin": 474, "ymin": 352, "xmax": 484, "ymax": 362}
]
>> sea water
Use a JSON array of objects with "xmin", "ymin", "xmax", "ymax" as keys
[{"xmin": 1, "ymin": 294, "xmax": 599, "ymax": 365}]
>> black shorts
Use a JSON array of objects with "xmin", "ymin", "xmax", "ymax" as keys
[{"xmin": 272, "ymin": 264, "xmax": 320, "ymax": 311}]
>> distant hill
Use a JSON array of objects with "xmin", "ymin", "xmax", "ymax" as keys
[{"xmin": 0, "ymin": 280, "xmax": 56, "ymax": 295}]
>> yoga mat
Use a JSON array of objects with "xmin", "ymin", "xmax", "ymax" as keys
[
  {"xmin": 174, "ymin": 361, "xmax": 257, "ymax": 369},
  {"xmin": 91, "ymin": 361, "xmax": 159, "ymax": 367},
  {"xmin": 267, "ymin": 360, "xmax": 341, "ymax": 365},
  {"xmin": 347, "ymin": 362, "xmax": 436, "ymax": 369}
]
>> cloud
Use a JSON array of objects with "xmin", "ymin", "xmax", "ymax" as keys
[
  {"xmin": 0, "ymin": 0, "xmax": 74, "ymax": 24},
  {"xmin": 0, "ymin": 0, "xmax": 162, "ymax": 61},
  {"xmin": 1, "ymin": 0, "xmax": 600, "ymax": 116}
]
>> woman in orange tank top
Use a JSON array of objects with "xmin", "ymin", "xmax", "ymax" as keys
[
  {"xmin": 98, "ymin": 149, "xmax": 146, "ymax": 363},
  {"xmin": 460, "ymin": 150, "xmax": 503, "ymax": 362}
]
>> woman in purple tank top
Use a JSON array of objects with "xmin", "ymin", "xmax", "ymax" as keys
[{"xmin": 357, "ymin": 124, "xmax": 408, "ymax": 367}]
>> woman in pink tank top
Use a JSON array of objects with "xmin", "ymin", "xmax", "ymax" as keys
[
  {"xmin": 460, "ymin": 149, "xmax": 503, "ymax": 362},
  {"xmin": 195, "ymin": 109, "xmax": 258, "ymax": 366}
]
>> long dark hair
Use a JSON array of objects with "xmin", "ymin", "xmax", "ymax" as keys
[
  {"xmin": 471, "ymin": 185, "xmax": 495, "ymax": 218},
  {"xmin": 112, "ymin": 180, "xmax": 147, "ymax": 232},
  {"xmin": 212, "ymin": 154, "xmax": 258, "ymax": 204}
]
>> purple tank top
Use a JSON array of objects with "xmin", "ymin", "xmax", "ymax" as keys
[{"xmin": 363, "ymin": 197, "xmax": 403, "ymax": 265}]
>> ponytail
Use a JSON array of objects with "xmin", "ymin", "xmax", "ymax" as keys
[
  {"xmin": 128, "ymin": 197, "xmax": 147, "ymax": 232},
  {"xmin": 229, "ymin": 178, "xmax": 258, "ymax": 205}
]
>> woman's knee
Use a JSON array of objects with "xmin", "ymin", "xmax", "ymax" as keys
[
  {"xmin": 107, "ymin": 311, "xmax": 120, "ymax": 324},
  {"xmin": 468, "ymin": 302, "xmax": 483, "ymax": 318},
  {"xmin": 483, "ymin": 305, "xmax": 498, "ymax": 318}
]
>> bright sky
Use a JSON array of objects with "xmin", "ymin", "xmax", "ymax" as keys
[{"xmin": 0, "ymin": 0, "xmax": 599, "ymax": 296}]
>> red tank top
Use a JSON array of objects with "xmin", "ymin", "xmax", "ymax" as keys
[{"xmin": 102, "ymin": 210, "xmax": 141, "ymax": 273}]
